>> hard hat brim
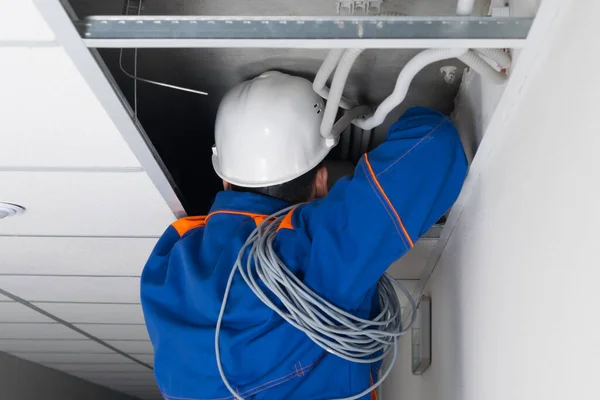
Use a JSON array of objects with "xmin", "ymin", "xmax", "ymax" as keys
[{"xmin": 212, "ymin": 145, "xmax": 330, "ymax": 188}]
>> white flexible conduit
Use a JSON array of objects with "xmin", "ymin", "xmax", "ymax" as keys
[
  {"xmin": 353, "ymin": 48, "xmax": 469, "ymax": 130},
  {"xmin": 312, "ymin": 49, "xmax": 354, "ymax": 110},
  {"xmin": 320, "ymin": 48, "xmax": 366, "ymax": 138},
  {"xmin": 316, "ymin": 47, "xmax": 511, "ymax": 135},
  {"xmin": 458, "ymin": 50, "xmax": 509, "ymax": 85},
  {"xmin": 456, "ymin": 0, "xmax": 475, "ymax": 15},
  {"xmin": 475, "ymin": 48, "xmax": 512, "ymax": 69}
]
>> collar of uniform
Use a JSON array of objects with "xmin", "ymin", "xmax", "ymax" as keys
[{"xmin": 210, "ymin": 190, "xmax": 290, "ymax": 216}]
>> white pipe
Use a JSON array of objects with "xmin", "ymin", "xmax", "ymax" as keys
[
  {"xmin": 459, "ymin": 50, "xmax": 508, "ymax": 85},
  {"xmin": 320, "ymin": 48, "xmax": 365, "ymax": 138},
  {"xmin": 475, "ymin": 48, "xmax": 512, "ymax": 70},
  {"xmin": 313, "ymin": 49, "xmax": 354, "ymax": 110},
  {"xmin": 456, "ymin": 0, "xmax": 475, "ymax": 15},
  {"xmin": 353, "ymin": 48, "xmax": 469, "ymax": 131}
]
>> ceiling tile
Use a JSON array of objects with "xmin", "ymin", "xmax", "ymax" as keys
[
  {"xmin": 0, "ymin": 172, "xmax": 175, "ymax": 236},
  {"xmin": 0, "ymin": 276, "xmax": 141, "ymax": 303},
  {"xmin": 49, "ymin": 363, "xmax": 152, "ymax": 373},
  {"xmin": 130, "ymin": 354, "xmax": 153, "ymax": 365},
  {"xmin": 36, "ymin": 303, "xmax": 145, "ymax": 324},
  {"xmin": 0, "ymin": 323, "xmax": 86, "ymax": 340},
  {"xmin": 105, "ymin": 340, "xmax": 154, "ymax": 355},
  {"xmin": 0, "ymin": 47, "xmax": 140, "ymax": 168},
  {"xmin": 75, "ymin": 324, "xmax": 150, "ymax": 341},
  {"xmin": 0, "ymin": 237, "xmax": 157, "ymax": 276},
  {"xmin": 0, "ymin": 302, "xmax": 54, "ymax": 323},
  {"xmin": 69, "ymin": 370, "xmax": 156, "ymax": 383},
  {"xmin": 11, "ymin": 352, "xmax": 135, "ymax": 364},
  {"xmin": 0, "ymin": 339, "xmax": 113, "ymax": 353},
  {"xmin": 0, "ymin": 0, "xmax": 54, "ymax": 42}
]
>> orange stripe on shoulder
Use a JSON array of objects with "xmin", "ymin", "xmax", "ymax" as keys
[
  {"xmin": 364, "ymin": 153, "xmax": 414, "ymax": 248},
  {"xmin": 277, "ymin": 207, "xmax": 297, "ymax": 232},
  {"xmin": 208, "ymin": 210, "xmax": 268, "ymax": 226},
  {"xmin": 171, "ymin": 216, "xmax": 208, "ymax": 236},
  {"xmin": 172, "ymin": 210, "xmax": 269, "ymax": 237}
]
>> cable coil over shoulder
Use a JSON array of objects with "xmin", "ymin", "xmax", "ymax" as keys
[{"xmin": 215, "ymin": 205, "xmax": 417, "ymax": 400}]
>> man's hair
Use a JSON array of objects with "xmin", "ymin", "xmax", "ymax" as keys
[{"xmin": 231, "ymin": 164, "xmax": 323, "ymax": 204}]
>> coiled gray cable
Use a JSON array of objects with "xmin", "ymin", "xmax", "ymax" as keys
[{"xmin": 215, "ymin": 206, "xmax": 417, "ymax": 400}]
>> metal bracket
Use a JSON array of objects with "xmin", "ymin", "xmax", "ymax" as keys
[
  {"xmin": 337, "ymin": 1, "xmax": 383, "ymax": 15},
  {"xmin": 412, "ymin": 296, "xmax": 432, "ymax": 375},
  {"xmin": 76, "ymin": 16, "xmax": 533, "ymax": 49}
]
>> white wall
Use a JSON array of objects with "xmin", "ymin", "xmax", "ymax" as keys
[
  {"xmin": 0, "ymin": 351, "xmax": 136, "ymax": 400},
  {"xmin": 383, "ymin": 1, "xmax": 600, "ymax": 399}
]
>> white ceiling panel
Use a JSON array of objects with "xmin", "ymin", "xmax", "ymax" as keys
[
  {"xmin": 0, "ymin": 172, "xmax": 175, "ymax": 236},
  {"xmin": 0, "ymin": 237, "xmax": 157, "ymax": 276},
  {"xmin": 70, "ymin": 370, "xmax": 156, "ymax": 383},
  {"xmin": 0, "ymin": 339, "xmax": 113, "ymax": 353},
  {"xmin": 0, "ymin": 0, "xmax": 54, "ymax": 42},
  {"xmin": 121, "ymin": 388, "xmax": 162, "ymax": 400},
  {"xmin": 0, "ymin": 323, "xmax": 86, "ymax": 340},
  {"xmin": 129, "ymin": 354, "xmax": 153, "ymax": 365},
  {"xmin": 37, "ymin": 303, "xmax": 145, "ymax": 324},
  {"xmin": 50, "ymin": 363, "xmax": 152, "ymax": 373},
  {"xmin": 0, "ymin": 47, "xmax": 141, "ymax": 168},
  {"xmin": 0, "ymin": 276, "xmax": 141, "ymax": 303},
  {"xmin": 0, "ymin": 302, "xmax": 54, "ymax": 322},
  {"xmin": 386, "ymin": 238, "xmax": 438, "ymax": 279},
  {"xmin": 75, "ymin": 324, "xmax": 150, "ymax": 341},
  {"xmin": 105, "ymin": 340, "xmax": 154, "ymax": 355},
  {"xmin": 11, "ymin": 352, "xmax": 135, "ymax": 364}
]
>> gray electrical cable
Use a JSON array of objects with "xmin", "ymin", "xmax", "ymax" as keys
[
  {"xmin": 215, "ymin": 206, "xmax": 418, "ymax": 400},
  {"xmin": 120, "ymin": 0, "xmax": 208, "ymax": 98}
]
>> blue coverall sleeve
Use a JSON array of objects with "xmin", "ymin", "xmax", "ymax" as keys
[{"xmin": 299, "ymin": 107, "xmax": 468, "ymax": 309}]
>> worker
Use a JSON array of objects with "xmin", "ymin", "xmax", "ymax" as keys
[{"xmin": 141, "ymin": 71, "xmax": 467, "ymax": 399}]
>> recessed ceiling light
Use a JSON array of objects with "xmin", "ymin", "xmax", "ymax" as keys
[{"xmin": 0, "ymin": 203, "xmax": 25, "ymax": 219}]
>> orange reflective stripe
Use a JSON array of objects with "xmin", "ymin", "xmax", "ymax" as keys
[
  {"xmin": 364, "ymin": 153, "xmax": 414, "ymax": 248},
  {"xmin": 171, "ymin": 216, "xmax": 208, "ymax": 237},
  {"xmin": 277, "ymin": 207, "xmax": 297, "ymax": 232},
  {"xmin": 207, "ymin": 210, "xmax": 268, "ymax": 227},
  {"xmin": 370, "ymin": 374, "xmax": 378, "ymax": 400},
  {"xmin": 171, "ymin": 210, "xmax": 268, "ymax": 237}
]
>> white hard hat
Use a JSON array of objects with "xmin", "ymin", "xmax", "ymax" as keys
[{"xmin": 212, "ymin": 71, "xmax": 335, "ymax": 188}]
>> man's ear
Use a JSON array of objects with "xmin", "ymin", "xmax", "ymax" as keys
[
  {"xmin": 313, "ymin": 167, "xmax": 329, "ymax": 199},
  {"xmin": 223, "ymin": 180, "xmax": 232, "ymax": 191}
]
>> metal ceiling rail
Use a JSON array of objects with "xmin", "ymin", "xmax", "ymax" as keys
[{"xmin": 77, "ymin": 16, "xmax": 533, "ymax": 49}]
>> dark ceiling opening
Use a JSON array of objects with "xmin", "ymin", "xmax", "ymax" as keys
[{"xmin": 69, "ymin": 0, "xmax": 487, "ymax": 214}]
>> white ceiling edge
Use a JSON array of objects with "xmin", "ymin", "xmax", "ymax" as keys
[
  {"xmin": 414, "ymin": 0, "xmax": 568, "ymax": 298},
  {"xmin": 32, "ymin": 0, "xmax": 186, "ymax": 218}
]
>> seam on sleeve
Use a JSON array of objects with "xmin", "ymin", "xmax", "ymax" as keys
[
  {"xmin": 364, "ymin": 155, "xmax": 414, "ymax": 248},
  {"xmin": 376, "ymin": 118, "xmax": 447, "ymax": 178},
  {"xmin": 361, "ymin": 161, "xmax": 410, "ymax": 250}
]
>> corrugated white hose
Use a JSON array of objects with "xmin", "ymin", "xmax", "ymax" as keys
[
  {"xmin": 459, "ymin": 50, "xmax": 508, "ymax": 85},
  {"xmin": 320, "ymin": 48, "xmax": 366, "ymax": 139},
  {"xmin": 215, "ymin": 206, "xmax": 417, "ymax": 400},
  {"xmin": 475, "ymin": 48, "xmax": 512, "ymax": 70},
  {"xmin": 353, "ymin": 48, "xmax": 469, "ymax": 131},
  {"xmin": 456, "ymin": 0, "xmax": 475, "ymax": 15},
  {"xmin": 313, "ymin": 49, "xmax": 354, "ymax": 110}
]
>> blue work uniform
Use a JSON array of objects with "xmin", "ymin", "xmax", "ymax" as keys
[{"xmin": 141, "ymin": 107, "xmax": 468, "ymax": 400}]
